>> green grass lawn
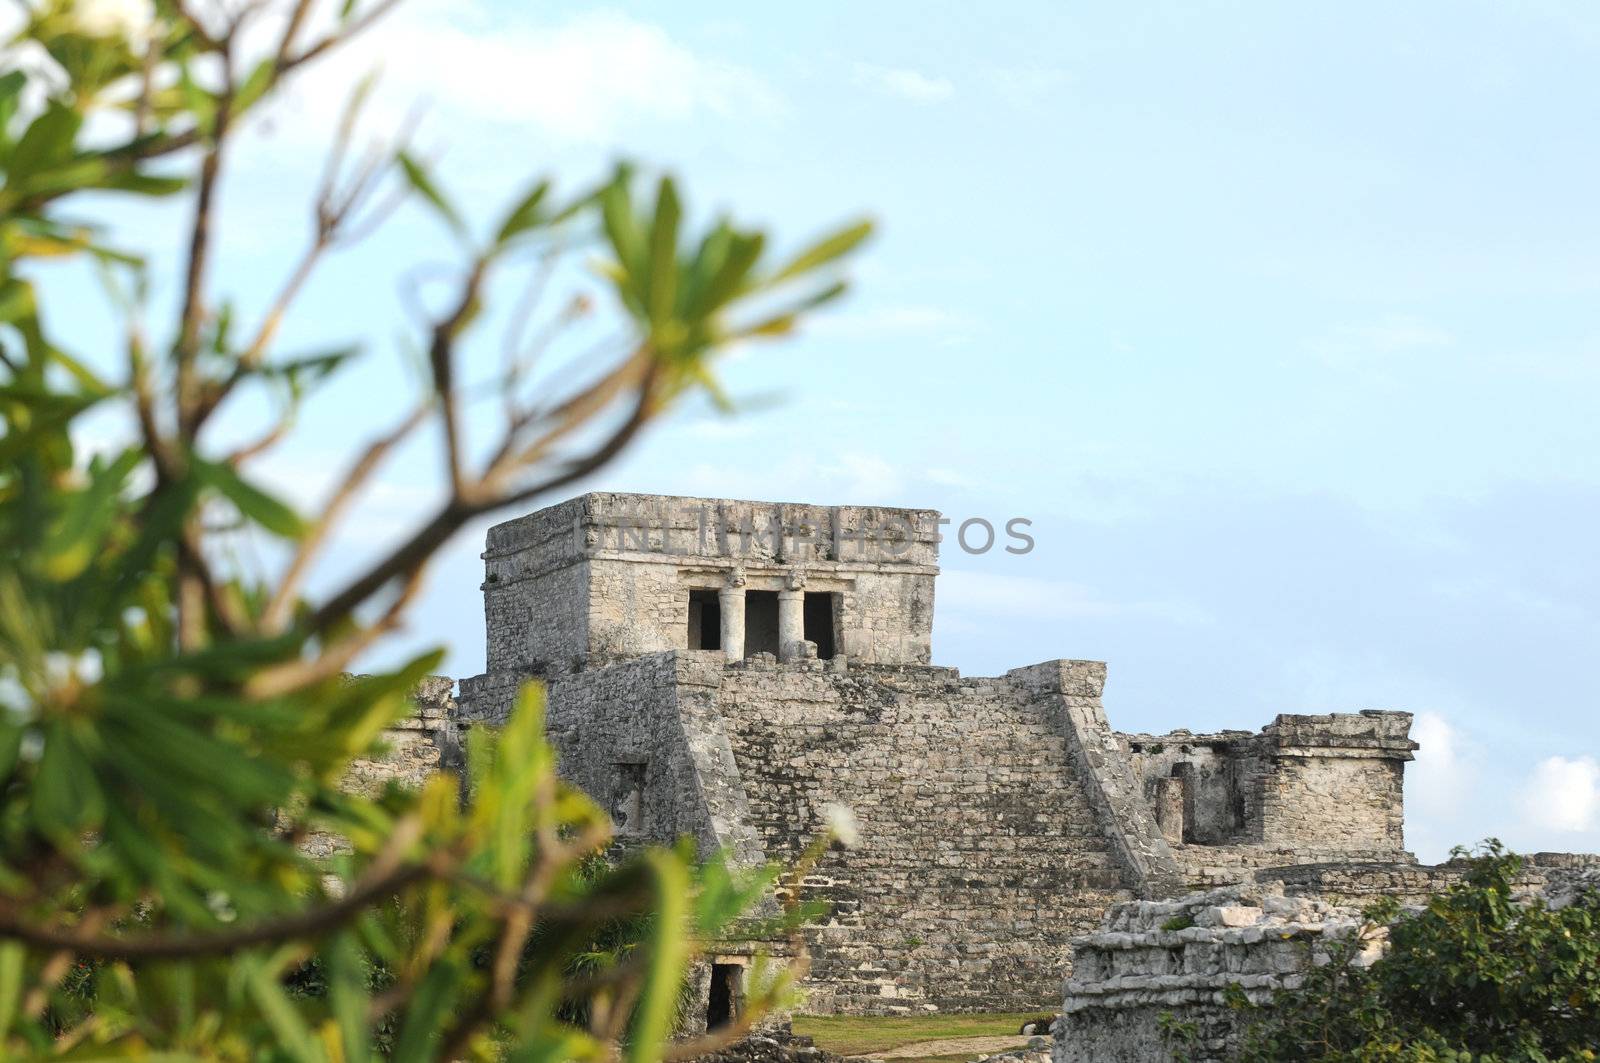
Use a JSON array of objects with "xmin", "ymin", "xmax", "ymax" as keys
[{"xmin": 790, "ymin": 1012, "xmax": 1040, "ymax": 1057}]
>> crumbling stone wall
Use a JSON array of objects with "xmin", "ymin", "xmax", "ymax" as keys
[
  {"xmin": 1121, "ymin": 710, "xmax": 1415, "ymax": 888},
  {"xmin": 1055, "ymin": 884, "xmax": 1380, "ymax": 1063},
  {"xmin": 460, "ymin": 651, "xmax": 766, "ymax": 866},
  {"xmin": 716, "ymin": 659, "xmax": 1138, "ymax": 1014},
  {"xmin": 1055, "ymin": 855, "xmax": 1600, "ymax": 1063}
]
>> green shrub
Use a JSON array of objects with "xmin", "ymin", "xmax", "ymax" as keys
[{"xmin": 1231, "ymin": 841, "xmax": 1600, "ymax": 1063}]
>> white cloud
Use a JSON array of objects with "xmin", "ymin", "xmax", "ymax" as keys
[
  {"xmin": 824, "ymin": 453, "xmax": 904, "ymax": 501},
  {"xmin": 270, "ymin": 6, "xmax": 778, "ymax": 146},
  {"xmin": 1519, "ymin": 754, "xmax": 1600, "ymax": 833},
  {"xmin": 852, "ymin": 62, "xmax": 954, "ymax": 104},
  {"xmin": 1408, "ymin": 711, "xmax": 1473, "ymax": 815},
  {"xmin": 1310, "ymin": 315, "xmax": 1453, "ymax": 366}
]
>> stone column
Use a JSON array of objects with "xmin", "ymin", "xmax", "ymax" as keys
[
  {"xmin": 1153, "ymin": 776, "xmax": 1186, "ymax": 847},
  {"xmin": 777, "ymin": 589, "xmax": 805, "ymax": 662},
  {"xmin": 718, "ymin": 573, "xmax": 746, "ymax": 663}
]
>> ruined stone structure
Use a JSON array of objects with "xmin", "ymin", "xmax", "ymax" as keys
[
  {"xmin": 435, "ymin": 492, "xmax": 1419, "ymax": 1015},
  {"xmin": 1054, "ymin": 854, "xmax": 1600, "ymax": 1062}
]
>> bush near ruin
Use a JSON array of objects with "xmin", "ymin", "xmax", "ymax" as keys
[{"xmin": 1227, "ymin": 842, "xmax": 1600, "ymax": 1063}]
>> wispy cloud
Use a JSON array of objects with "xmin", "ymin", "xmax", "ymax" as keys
[
  {"xmin": 273, "ymin": 6, "xmax": 779, "ymax": 145},
  {"xmin": 852, "ymin": 62, "xmax": 954, "ymax": 104}
]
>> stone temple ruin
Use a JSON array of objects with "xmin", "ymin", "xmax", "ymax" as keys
[{"xmin": 412, "ymin": 492, "xmax": 1426, "ymax": 1015}]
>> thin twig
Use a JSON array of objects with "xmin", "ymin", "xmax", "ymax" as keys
[
  {"xmin": 247, "ymin": 566, "xmax": 425, "ymax": 698},
  {"xmin": 259, "ymin": 400, "xmax": 429, "ymax": 633}
]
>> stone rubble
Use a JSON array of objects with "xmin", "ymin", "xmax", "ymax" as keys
[{"xmin": 1055, "ymin": 883, "xmax": 1383, "ymax": 1063}]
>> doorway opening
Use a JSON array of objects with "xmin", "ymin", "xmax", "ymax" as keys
[
  {"xmin": 706, "ymin": 963, "xmax": 743, "ymax": 1031},
  {"xmin": 743, "ymin": 590, "xmax": 779, "ymax": 657},
  {"xmin": 803, "ymin": 591, "xmax": 838, "ymax": 659},
  {"xmin": 687, "ymin": 589, "xmax": 721, "ymax": 651}
]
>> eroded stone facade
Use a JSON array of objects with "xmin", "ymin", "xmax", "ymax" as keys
[{"xmin": 448, "ymin": 492, "xmax": 1420, "ymax": 1015}]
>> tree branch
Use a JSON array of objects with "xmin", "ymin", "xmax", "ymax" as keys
[
  {"xmin": 0, "ymin": 852, "xmax": 428, "ymax": 963},
  {"xmin": 308, "ymin": 362, "xmax": 659, "ymax": 632}
]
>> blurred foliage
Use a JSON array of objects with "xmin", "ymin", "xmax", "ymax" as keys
[
  {"xmin": 0, "ymin": 0, "xmax": 868, "ymax": 1058},
  {"xmin": 1227, "ymin": 841, "xmax": 1600, "ymax": 1063}
]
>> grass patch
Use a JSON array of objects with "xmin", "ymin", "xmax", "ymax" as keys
[{"xmin": 791, "ymin": 1013, "xmax": 1037, "ymax": 1056}]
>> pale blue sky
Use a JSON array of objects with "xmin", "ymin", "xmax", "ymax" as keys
[{"xmin": 29, "ymin": 1, "xmax": 1600, "ymax": 860}]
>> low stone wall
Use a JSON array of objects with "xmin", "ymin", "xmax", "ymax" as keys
[
  {"xmin": 1261, "ymin": 852, "xmax": 1600, "ymax": 907},
  {"xmin": 1054, "ymin": 884, "xmax": 1380, "ymax": 1063},
  {"xmin": 1174, "ymin": 846, "xmax": 1414, "ymax": 891}
]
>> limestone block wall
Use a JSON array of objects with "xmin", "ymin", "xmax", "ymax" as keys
[
  {"xmin": 1055, "ymin": 884, "xmax": 1380, "ymax": 1063},
  {"xmin": 1255, "ymin": 713, "xmax": 1413, "ymax": 851},
  {"xmin": 477, "ymin": 493, "xmax": 941, "ymax": 675},
  {"xmin": 1122, "ymin": 711, "xmax": 1415, "ymax": 859},
  {"xmin": 341, "ymin": 675, "xmax": 458, "ymax": 795},
  {"xmin": 715, "ymin": 660, "xmax": 1139, "ymax": 1014},
  {"xmin": 1056, "ymin": 856, "xmax": 1600, "ymax": 1063},
  {"xmin": 1260, "ymin": 852, "xmax": 1600, "ymax": 907},
  {"xmin": 483, "ymin": 557, "xmax": 590, "ymax": 674},
  {"xmin": 482, "ymin": 496, "xmax": 591, "ymax": 673},
  {"xmin": 1121, "ymin": 730, "xmax": 1262, "ymax": 844}
]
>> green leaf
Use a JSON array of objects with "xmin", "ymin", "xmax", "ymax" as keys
[
  {"xmin": 42, "ymin": 447, "xmax": 140, "ymax": 580},
  {"xmin": 729, "ymin": 281, "xmax": 848, "ymax": 341},
  {"xmin": 0, "ymin": 70, "xmax": 27, "ymax": 149},
  {"xmin": 600, "ymin": 170, "xmax": 643, "ymax": 278},
  {"xmin": 646, "ymin": 176, "xmax": 681, "ymax": 327},
  {"xmin": 328, "ymin": 931, "xmax": 372, "ymax": 1062},
  {"xmin": 697, "ymin": 231, "xmax": 765, "ymax": 315},
  {"xmin": 234, "ymin": 58, "xmax": 277, "ymax": 114},
  {"xmin": 192, "ymin": 457, "xmax": 306, "ymax": 539},
  {"xmin": 626, "ymin": 850, "xmax": 691, "ymax": 1063},
  {"xmin": 242, "ymin": 954, "xmax": 320, "ymax": 1062},
  {"xmin": 0, "ymin": 941, "xmax": 21, "ymax": 1042},
  {"xmin": 252, "ymin": 345, "xmax": 360, "ymax": 399},
  {"xmin": 495, "ymin": 178, "xmax": 552, "ymax": 246},
  {"xmin": 390, "ymin": 961, "xmax": 460, "ymax": 1063},
  {"xmin": 397, "ymin": 151, "xmax": 466, "ymax": 237},
  {"xmin": 32, "ymin": 722, "xmax": 106, "ymax": 839},
  {"xmin": 770, "ymin": 219, "xmax": 874, "ymax": 284},
  {"xmin": 8, "ymin": 102, "xmax": 83, "ymax": 181}
]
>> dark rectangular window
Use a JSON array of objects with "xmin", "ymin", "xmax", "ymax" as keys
[
  {"xmin": 803, "ymin": 591, "xmax": 838, "ymax": 660},
  {"xmin": 687, "ymin": 589, "xmax": 721, "ymax": 651}
]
